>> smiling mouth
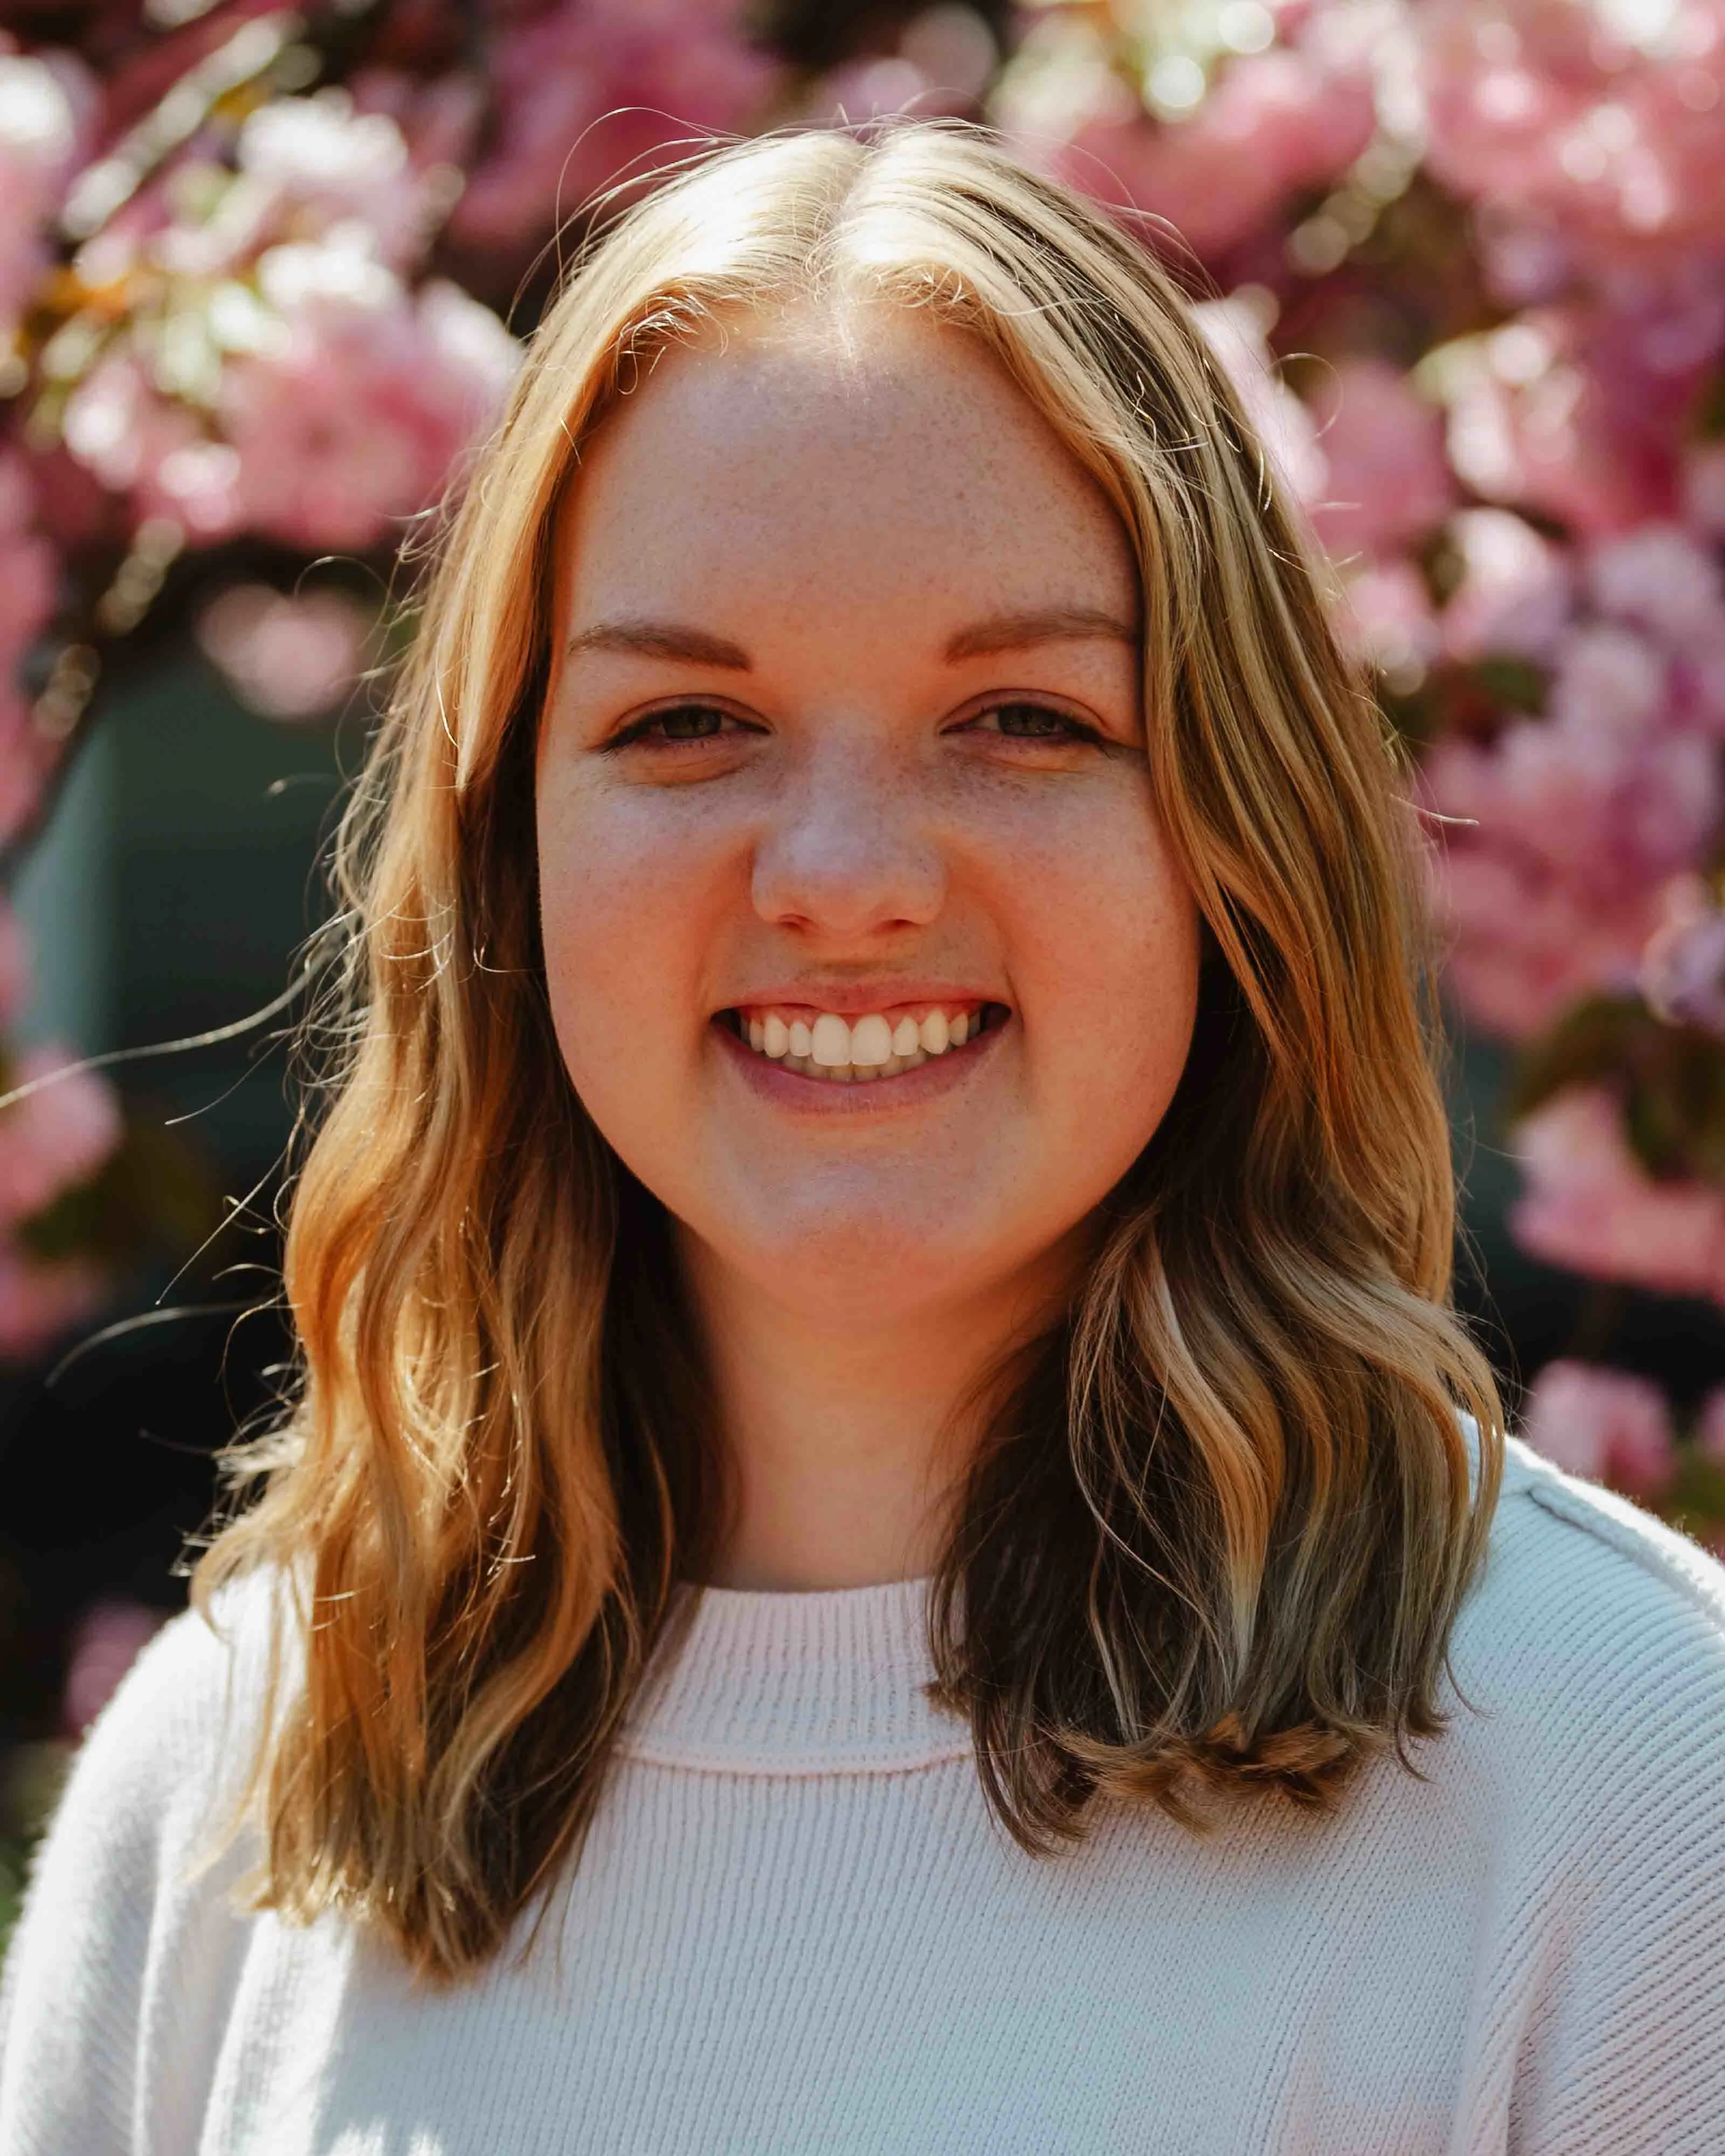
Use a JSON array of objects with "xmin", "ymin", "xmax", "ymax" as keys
[{"xmin": 719, "ymin": 1000, "xmax": 1012, "ymax": 1083}]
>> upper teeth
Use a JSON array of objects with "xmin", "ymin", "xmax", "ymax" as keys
[{"xmin": 740, "ymin": 1005, "xmax": 979, "ymax": 1074}]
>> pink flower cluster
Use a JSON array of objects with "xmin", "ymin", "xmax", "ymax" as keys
[
  {"xmin": 998, "ymin": 1, "xmax": 1376, "ymax": 262},
  {"xmin": 61, "ymin": 190, "xmax": 520, "ymax": 553},
  {"xmin": 1442, "ymin": 300, "xmax": 1719, "ymax": 539},
  {"xmin": 60, "ymin": 1597, "xmax": 164, "ymax": 1737},
  {"xmin": 789, "ymin": 5, "xmax": 997, "ymax": 129},
  {"xmin": 1420, "ymin": 522, "xmax": 1725, "ymax": 1039},
  {"xmin": 1521, "ymin": 1362, "xmax": 1725, "ymax": 1553},
  {"xmin": 1509, "ymin": 1085, "xmax": 1725, "ymax": 1307},
  {"xmin": 1640, "ymin": 875, "xmax": 1725, "ymax": 1036},
  {"xmin": 0, "ymin": 42, "xmax": 93, "ymax": 340},
  {"xmin": 228, "ymin": 87, "xmax": 456, "ymax": 272},
  {"xmin": 1520, "ymin": 1358, "xmax": 1678, "ymax": 1500},
  {"xmin": 0, "ymin": 450, "xmax": 57, "ymax": 845},
  {"xmin": 446, "ymin": 0, "xmax": 786, "ymax": 254},
  {"xmin": 1305, "ymin": 358, "xmax": 1455, "ymax": 564},
  {"xmin": 1417, "ymin": 0, "xmax": 1725, "ymax": 303},
  {"xmin": 195, "ymin": 583, "xmax": 371, "ymax": 722}
]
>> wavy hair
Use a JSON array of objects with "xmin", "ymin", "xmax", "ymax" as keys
[{"xmin": 193, "ymin": 120, "xmax": 1506, "ymax": 1985}]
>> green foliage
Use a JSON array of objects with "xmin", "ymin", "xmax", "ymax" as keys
[
  {"xmin": 0, "ymin": 1743, "xmax": 70, "ymax": 1966},
  {"xmin": 0, "ymin": 1833, "xmax": 26, "ymax": 1961},
  {"xmin": 1504, "ymin": 995, "xmax": 1725, "ymax": 1185},
  {"xmin": 1665, "ymin": 1445, "xmax": 1725, "ymax": 1548}
]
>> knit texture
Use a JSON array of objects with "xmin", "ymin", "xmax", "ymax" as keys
[{"xmin": 4, "ymin": 1429, "xmax": 1725, "ymax": 2153}]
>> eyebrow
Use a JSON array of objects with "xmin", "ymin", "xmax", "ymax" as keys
[{"xmin": 562, "ymin": 605, "xmax": 1139, "ymax": 672}]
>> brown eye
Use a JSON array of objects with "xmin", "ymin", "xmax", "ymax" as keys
[
  {"xmin": 968, "ymin": 702, "xmax": 1096, "ymax": 743},
  {"xmin": 658, "ymin": 706, "xmax": 726, "ymax": 740},
  {"xmin": 608, "ymin": 704, "xmax": 736, "ymax": 749}
]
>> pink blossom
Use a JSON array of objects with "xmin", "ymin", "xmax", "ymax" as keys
[
  {"xmin": 1586, "ymin": 523, "xmax": 1725, "ymax": 651},
  {"xmin": 349, "ymin": 68, "xmax": 485, "ymax": 180},
  {"xmin": 60, "ymin": 1598, "xmax": 165, "ymax": 1737},
  {"xmin": 1417, "ymin": 1, "xmax": 1590, "ymax": 212},
  {"xmin": 60, "ymin": 353, "xmax": 240, "ymax": 540},
  {"xmin": 66, "ymin": 249, "xmax": 520, "ymax": 556},
  {"xmin": 1026, "ymin": 30, "xmax": 1371, "ymax": 264},
  {"xmin": 793, "ymin": 55, "xmax": 971, "ymax": 128},
  {"xmin": 196, "ymin": 584, "xmax": 372, "ymax": 722},
  {"xmin": 1685, "ymin": 443, "xmax": 1725, "ymax": 538},
  {"xmin": 1443, "ymin": 313, "xmax": 1687, "ymax": 537},
  {"xmin": 67, "ymin": 75, "xmax": 445, "ymax": 288},
  {"xmin": 1427, "ymin": 844, "xmax": 1672, "ymax": 1038},
  {"xmin": 1422, "ymin": 686, "xmax": 1720, "ymax": 1034},
  {"xmin": 1331, "ymin": 557, "xmax": 1440, "ymax": 687},
  {"xmin": 0, "ymin": 901, "xmax": 30, "ymax": 1031},
  {"xmin": 1639, "ymin": 874, "xmax": 1725, "ymax": 1035},
  {"xmin": 237, "ymin": 92, "xmax": 425, "ymax": 257},
  {"xmin": 0, "ymin": 1245, "xmax": 106, "ymax": 1364},
  {"xmin": 447, "ymin": 0, "xmax": 786, "ymax": 256},
  {"xmin": 0, "ymin": 1045, "xmax": 122, "ymax": 1229},
  {"xmin": 1575, "ymin": 527, "xmax": 1725, "ymax": 740},
  {"xmin": 1417, "ymin": 0, "xmax": 1725, "ymax": 285},
  {"xmin": 1439, "ymin": 507, "xmax": 1573, "ymax": 665},
  {"xmin": 1305, "ymin": 360, "xmax": 1453, "ymax": 562},
  {"xmin": 217, "ymin": 255, "xmax": 518, "ymax": 551},
  {"xmin": 1508, "ymin": 1086, "xmax": 1725, "ymax": 1305},
  {"xmin": 1520, "ymin": 1359, "xmax": 1678, "ymax": 1499},
  {"xmin": 1545, "ymin": 622, "xmax": 1668, "ymax": 738},
  {"xmin": 0, "ymin": 47, "xmax": 87, "ymax": 334},
  {"xmin": 1698, "ymin": 1387, "xmax": 1725, "ymax": 1466},
  {"xmin": 1015, "ymin": 37, "xmax": 1375, "ymax": 265},
  {"xmin": 0, "ymin": 450, "xmax": 58, "ymax": 842}
]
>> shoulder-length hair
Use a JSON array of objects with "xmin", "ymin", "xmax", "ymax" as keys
[{"xmin": 194, "ymin": 119, "xmax": 1505, "ymax": 1985}]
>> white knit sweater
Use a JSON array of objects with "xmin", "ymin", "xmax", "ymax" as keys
[{"xmin": 5, "ymin": 1428, "xmax": 1725, "ymax": 2154}]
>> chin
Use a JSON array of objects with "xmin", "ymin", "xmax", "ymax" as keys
[{"xmin": 730, "ymin": 1208, "xmax": 1007, "ymax": 1315}]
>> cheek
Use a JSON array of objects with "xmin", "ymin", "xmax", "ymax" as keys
[
  {"xmin": 535, "ymin": 782, "xmax": 728, "ymax": 1112},
  {"xmin": 985, "ymin": 784, "xmax": 1202, "ymax": 1143}
]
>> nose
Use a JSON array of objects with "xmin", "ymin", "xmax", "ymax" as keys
[{"xmin": 750, "ymin": 733, "xmax": 946, "ymax": 937}]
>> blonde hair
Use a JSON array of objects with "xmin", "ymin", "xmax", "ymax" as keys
[{"xmin": 194, "ymin": 120, "xmax": 1506, "ymax": 1985}]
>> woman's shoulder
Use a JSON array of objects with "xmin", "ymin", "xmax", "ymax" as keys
[
  {"xmin": 1456, "ymin": 1428, "xmax": 1725, "ymax": 1761},
  {"xmin": 0, "ymin": 1564, "xmax": 292, "ymax": 2151},
  {"xmin": 1428, "ymin": 1432, "xmax": 1725, "ymax": 2141}
]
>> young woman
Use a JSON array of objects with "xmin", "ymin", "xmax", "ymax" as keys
[{"xmin": 4, "ymin": 122, "xmax": 1724, "ymax": 2154}]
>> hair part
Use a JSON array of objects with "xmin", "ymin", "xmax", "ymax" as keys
[{"xmin": 191, "ymin": 119, "xmax": 1505, "ymax": 1984}]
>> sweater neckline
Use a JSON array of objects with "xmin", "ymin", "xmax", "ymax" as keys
[
  {"xmin": 614, "ymin": 1418, "xmax": 1515, "ymax": 1778},
  {"xmin": 615, "ymin": 1571, "xmax": 974, "ymax": 1776}
]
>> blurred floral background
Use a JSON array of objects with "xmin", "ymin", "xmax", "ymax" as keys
[{"xmin": 2, "ymin": 0, "xmax": 1723, "ymax": 1940}]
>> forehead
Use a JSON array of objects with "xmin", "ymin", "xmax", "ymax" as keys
[{"xmin": 553, "ymin": 306, "xmax": 1138, "ymax": 625}]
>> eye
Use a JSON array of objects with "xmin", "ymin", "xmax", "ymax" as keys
[
  {"xmin": 603, "ymin": 702, "xmax": 753, "ymax": 750},
  {"xmin": 960, "ymin": 701, "xmax": 1102, "ymax": 745}
]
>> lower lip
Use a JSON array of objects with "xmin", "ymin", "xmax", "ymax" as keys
[{"xmin": 712, "ymin": 1011, "xmax": 1010, "ymax": 1113}]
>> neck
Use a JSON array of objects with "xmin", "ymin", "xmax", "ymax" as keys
[{"xmin": 678, "ymin": 1229, "xmax": 1084, "ymax": 1591}]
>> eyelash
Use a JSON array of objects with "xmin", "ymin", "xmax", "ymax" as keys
[{"xmin": 603, "ymin": 701, "xmax": 1103, "ymax": 751}]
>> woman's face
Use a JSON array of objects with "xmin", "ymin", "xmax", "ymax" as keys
[{"xmin": 537, "ymin": 305, "xmax": 1203, "ymax": 1331}]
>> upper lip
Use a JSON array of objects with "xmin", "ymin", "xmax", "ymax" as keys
[{"xmin": 719, "ymin": 983, "xmax": 1006, "ymax": 1017}]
